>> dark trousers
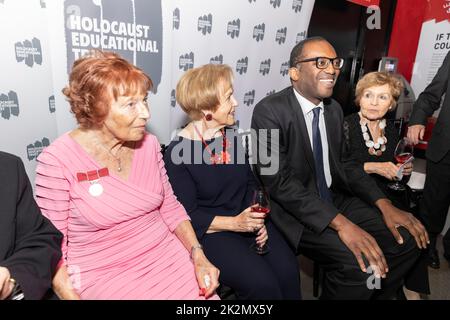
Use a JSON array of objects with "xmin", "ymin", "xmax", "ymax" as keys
[
  {"xmin": 299, "ymin": 196, "xmax": 420, "ymax": 300},
  {"xmin": 202, "ymin": 221, "xmax": 301, "ymax": 300},
  {"xmin": 422, "ymin": 151, "xmax": 450, "ymax": 255}
]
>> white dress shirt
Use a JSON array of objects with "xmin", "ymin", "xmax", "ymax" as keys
[{"xmin": 293, "ymin": 88, "xmax": 332, "ymax": 188}]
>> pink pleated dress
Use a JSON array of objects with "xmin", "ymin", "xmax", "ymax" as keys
[{"xmin": 35, "ymin": 132, "xmax": 217, "ymax": 300}]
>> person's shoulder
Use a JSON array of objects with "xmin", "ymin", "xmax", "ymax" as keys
[
  {"xmin": 344, "ymin": 112, "xmax": 359, "ymax": 123},
  {"xmin": 0, "ymin": 151, "xmax": 21, "ymax": 167},
  {"xmin": 256, "ymin": 87, "xmax": 292, "ymax": 107}
]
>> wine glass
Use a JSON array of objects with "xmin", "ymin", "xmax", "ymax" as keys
[
  {"xmin": 388, "ymin": 137, "xmax": 414, "ymax": 191},
  {"xmin": 249, "ymin": 189, "xmax": 271, "ymax": 255}
]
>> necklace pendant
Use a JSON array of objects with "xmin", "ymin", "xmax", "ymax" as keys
[{"xmin": 117, "ymin": 166, "xmax": 122, "ymax": 172}]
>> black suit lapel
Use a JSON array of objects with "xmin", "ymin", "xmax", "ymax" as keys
[{"xmin": 287, "ymin": 88, "xmax": 315, "ymax": 174}]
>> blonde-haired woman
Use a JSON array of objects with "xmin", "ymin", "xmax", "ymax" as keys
[
  {"xmin": 342, "ymin": 71, "xmax": 429, "ymax": 299},
  {"xmin": 164, "ymin": 64, "xmax": 301, "ymax": 300}
]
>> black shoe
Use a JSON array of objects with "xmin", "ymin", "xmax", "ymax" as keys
[{"xmin": 428, "ymin": 249, "xmax": 440, "ymax": 269}]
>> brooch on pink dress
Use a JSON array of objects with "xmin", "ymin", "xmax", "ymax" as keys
[{"xmin": 77, "ymin": 168, "xmax": 109, "ymax": 197}]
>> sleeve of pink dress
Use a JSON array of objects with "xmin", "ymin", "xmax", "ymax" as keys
[
  {"xmin": 154, "ymin": 136, "xmax": 191, "ymax": 232},
  {"xmin": 35, "ymin": 150, "xmax": 70, "ymax": 268}
]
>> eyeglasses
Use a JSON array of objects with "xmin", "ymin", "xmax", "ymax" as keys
[{"xmin": 295, "ymin": 57, "xmax": 344, "ymax": 70}]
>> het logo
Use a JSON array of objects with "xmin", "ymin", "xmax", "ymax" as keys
[
  {"xmin": 270, "ymin": 0, "xmax": 281, "ymax": 8},
  {"xmin": 266, "ymin": 90, "xmax": 276, "ymax": 96},
  {"xmin": 49, "ymin": 95, "xmax": 56, "ymax": 113},
  {"xmin": 244, "ymin": 90, "xmax": 256, "ymax": 106},
  {"xmin": 15, "ymin": 38, "xmax": 43, "ymax": 68},
  {"xmin": 198, "ymin": 14, "xmax": 212, "ymax": 35},
  {"xmin": 236, "ymin": 57, "xmax": 249, "ymax": 75},
  {"xmin": 179, "ymin": 52, "xmax": 194, "ymax": 71},
  {"xmin": 248, "ymin": 0, "xmax": 256, "ymax": 3},
  {"xmin": 275, "ymin": 27, "xmax": 287, "ymax": 44},
  {"xmin": 253, "ymin": 23, "xmax": 265, "ymax": 42},
  {"xmin": 27, "ymin": 138, "xmax": 50, "ymax": 161},
  {"xmin": 280, "ymin": 61, "xmax": 289, "ymax": 76},
  {"xmin": 40, "ymin": 0, "xmax": 46, "ymax": 8},
  {"xmin": 170, "ymin": 89, "xmax": 176, "ymax": 107},
  {"xmin": 292, "ymin": 0, "xmax": 303, "ymax": 13},
  {"xmin": 227, "ymin": 19, "xmax": 240, "ymax": 39},
  {"xmin": 259, "ymin": 59, "xmax": 271, "ymax": 76},
  {"xmin": 0, "ymin": 91, "xmax": 19, "ymax": 120},
  {"xmin": 210, "ymin": 54, "xmax": 223, "ymax": 65},
  {"xmin": 173, "ymin": 8, "xmax": 180, "ymax": 30},
  {"xmin": 296, "ymin": 30, "xmax": 307, "ymax": 44}
]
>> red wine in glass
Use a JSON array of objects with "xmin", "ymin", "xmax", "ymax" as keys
[
  {"xmin": 388, "ymin": 138, "xmax": 414, "ymax": 191},
  {"xmin": 250, "ymin": 189, "xmax": 270, "ymax": 254}
]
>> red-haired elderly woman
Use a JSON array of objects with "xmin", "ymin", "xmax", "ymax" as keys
[
  {"xmin": 342, "ymin": 71, "xmax": 429, "ymax": 299},
  {"xmin": 35, "ymin": 50, "xmax": 219, "ymax": 300}
]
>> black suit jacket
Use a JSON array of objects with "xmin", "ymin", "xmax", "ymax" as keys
[
  {"xmin": 251, "ymin": 87, "xmax": 385, "ymax": 252},
  {"xmin": 409, "ymin": 50, "xmax": 450, "ymax": 163},
  {"xmin": 0, "ymin": 151, "xmax": 62, "ymax": 299}
]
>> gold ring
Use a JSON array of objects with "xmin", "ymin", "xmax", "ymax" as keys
[{"xmin": 9, "ymin": 278, "xmax": 16, "ymax": 284}]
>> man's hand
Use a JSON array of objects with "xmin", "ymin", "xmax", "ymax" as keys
[
  {"xmin": 376, "ymin": 199, "xmax": 429, "ymax": 249},
  {"xmin": 330, "ymin": 214, "xmax": 388, "ymax": 278},
  {"xmin": 407, "ymin": 125, "xmax": 426, "ymax": 145},
  {"xmin": 0, "ymin": 267, "xmax": 14, "ymax": 300}
]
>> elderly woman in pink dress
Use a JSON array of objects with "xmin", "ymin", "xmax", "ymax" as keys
[{"xmin": 35, "ymin": 50, "xmax": 219, "ymax": 300}]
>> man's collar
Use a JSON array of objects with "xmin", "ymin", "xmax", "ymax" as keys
[{"xmin": 293, "ymin": 87, "xmax": 324, "ymax": 116}]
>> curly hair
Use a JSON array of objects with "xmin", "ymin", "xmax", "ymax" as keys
[
  {"xmin": 63, "ymin": 50, "xmax": 152, "ymax": 129},
  {"xmin": 355, "ymin": 71, "xmax": 403, "ymax": 110}
]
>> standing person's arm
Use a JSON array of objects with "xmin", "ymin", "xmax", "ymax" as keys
[
  {"xmin": 35, "ymin": 151, "xmax": 80, "ymax": 300},
  {"xmin": 408, "ymin": 51, "xmax": 450, "ymax": 144},
  {"xmin": 1, "ymin": 156, "xmax": 62, "ymax": 300}
]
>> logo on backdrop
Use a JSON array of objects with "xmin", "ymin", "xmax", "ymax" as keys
[
  {"xmin": 27, "ymin": 137, "xmax": 50, "ymax": 161},
  {"xmin": 270, "ymin": 0, "xmax": 282, "ymax": 8},
  {"xmin": 210, "ymin": 54, "xmax": 223, "ymax": 65},
  {"xmin": 266, "ymin": 90, "xmax": 276, "ymax": 96},
  {"xmin": 170, "ymin": 89, "xmax": 176, "ymax": 107},
  {"xmin": 227, "ymin": 19, "xmax": 240, "ymax": 39},
  {"xmin": 198, "ymin": 14, "xmax": 212, "ymax": 35},
  {"xmin": 173, "ymin": 8, "xmax": 180, "ymax": 30},
  {"xmin": 280, "ymin": 61, "xmax": 289, "ymax": 76},
  {"xmin": 248, "ymin": 0, "xmax": 256, "ymax": 3},
  {"xmin": 15, "ymin": 38, "xmax": 43, "ymax": 68},
  {"xmin": 253, "ymin": 23, "xmax": 265, "ymax": 42},
  {"xmin": 40, "ymin": 0, "xmax": 46, "ymax": 8},
  {"xmin": 296, "ymin": 31, "xmax": 307, "ymax": 44},
  {"xmin": 179, "ymin": 52, "xmax": 194, "ymax": 71},
  {"xmin": 260, "ymin": 59, "xmax": 271, "ymax": 75},
  {"xmin": 236, "ymin": 57, "xmax": 249, "ymax": 75},
  {"xmin": 244, "ymin": 90, "xmax": 255, "ymax": 106},
  {"xmin": 292, "ymin": 0, "xmax": 303, "ymax": 13},
  {"xmin": 276, "ymin": 27, "xmax": 287, "ymax": 44},
  {"xmin": 49, "ymin": 95, "xmax": 56, "ymax": 113},
  {"xmin": 0, "ymin": 91, "xmax": 19, "ymax": 120},
  {"xmin": 64, "ymin": 0, "xmax": 163, "ymax": 92}
]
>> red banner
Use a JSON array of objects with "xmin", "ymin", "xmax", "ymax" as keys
[
  {"xmin": 424, "ymin": 0, "xmax": 450, "ymax": 23},
  {"xmin": 347, "ymin": 0, "xmax": 380, "ymax": 7}
]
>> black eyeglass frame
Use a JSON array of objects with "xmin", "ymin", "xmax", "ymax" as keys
[{"xmin": 295, "ymin": 56, "xmax": 344, "ymax": 70}]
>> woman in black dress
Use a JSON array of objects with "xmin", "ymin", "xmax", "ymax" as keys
[
  {"xmin": 164, "ymin": 64, "xmax": 301, "ymax": 300},
  {"xmin": 342, "ymin": 71, "xmax": 429, "ymax": 299}
]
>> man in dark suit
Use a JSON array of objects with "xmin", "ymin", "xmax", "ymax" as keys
[
  {"xmin": 0, "ymin": 151, "xmax": 62, "ymax": 299},
  {"xmin": 251, "ymin": 37, "xmax": 427, "ymax": 299},
  {"xmin": 407, "ymin": 50, "xmax": 450, "ymax": 269}
]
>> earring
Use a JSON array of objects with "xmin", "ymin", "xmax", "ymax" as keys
[{"xmin": 205, "ymin": 114, "xmax": 213, "ymax": 121}]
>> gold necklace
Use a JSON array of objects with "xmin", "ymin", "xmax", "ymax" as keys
[{"xmin": 96, "ymin": 139, "xmax": 123, "ymax": 172}]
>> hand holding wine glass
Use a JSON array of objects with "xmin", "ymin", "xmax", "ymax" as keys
[
  {"xmin": 388, "ymin": 137, "xmax": 414, "ymax": 191},
  {"xmin": 250, "ymin": 189, "xmax": 271, "ymax": 254}
]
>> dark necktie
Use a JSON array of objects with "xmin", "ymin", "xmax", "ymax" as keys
[{"xmin": 312, "ymin": 107, "xmax": 332, "ymax": 203}]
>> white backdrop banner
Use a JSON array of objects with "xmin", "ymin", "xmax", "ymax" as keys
[{"xmin": 0, "ymin": 0, "xmax": 314, "ymax": 182}]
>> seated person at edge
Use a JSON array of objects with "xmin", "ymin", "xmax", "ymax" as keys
[
  {"xmin": 251, "ymin": 37, "xmax": 427, "ymax": 299},
  {"xmin": 0, "ymin": 151, "xmax": 62, "ymax": 300},
  {"xmin": 34, "ymin": 50, "xmax": 219, "ymax": 300},
  {"xmin": 163, "ymin": 64, "xmax": 301, "ymax": 300},
  {"xmin": 342, "ymin": 71, "xmax": 430, "ymax": 299}
]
